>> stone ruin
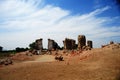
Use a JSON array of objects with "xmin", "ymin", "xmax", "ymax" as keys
[
  {"xmin": 30, "ymin": 38, "xmax": 61, "ymax": 55},
  {"xmin": 87, "ymin": 40, "xmax": 93, "ymax": 48},
  {"xmin": 31, "ymin": 38, "xmax": 43, "ymax": 55},
  {"xmin": 48, "ymin": 39, "xmax": 60, "ymax": 51},
  {"xmin": 78, "ymin": 35, "xmax": 93, "ymax": 50},
  {"xmin": 30, "ymin": 35, "xmax": 93, "ymax": 52},
  {"xmin": 35, "ymin": 38, "xmax": 43, "ymax": 50},
  {"xmin": 78, "ymin": 35, "xmax": 86, "ymax": 50},
  {"xmin": 63, "ymin": 38, "xmax": 77, "ymax": 50},
  {"xmin": 62, "ymin": 35, "xmax": 93, "ymax": 50}
]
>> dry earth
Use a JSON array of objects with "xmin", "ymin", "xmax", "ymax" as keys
[{"xmin": 0, "ymin": 48, "xmax": 120, "ymax": 80}]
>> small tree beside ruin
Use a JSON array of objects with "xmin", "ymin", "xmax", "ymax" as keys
[
  {"xmin": 29, "ymin": 42, "xmax": 36, "ymax": 50},
  {"xmin": 15, "ymin": 47, "xmax": 28, "ymax": 52}
]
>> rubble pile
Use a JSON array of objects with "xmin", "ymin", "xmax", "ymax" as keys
[
  {"xmin": 101, "ymin": 41, "xmax": 120, "ymax": 49},
  {"xmin": 0, "ymin": 58, "xmax": 13, "ymax": 65}
]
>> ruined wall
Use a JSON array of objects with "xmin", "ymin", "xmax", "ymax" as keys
[
  {"xmin": 78, "ymin": 35, "xmax": 86, "ymax": 50},
  {"xmin": 63, "ymin": 41, "xmax": 66, "ymax": 49},
  {"xmin": 71, "ymin": 39, "xmax": 77, "ymax": 49},
  {"xmin": 63, "ymin": 38, "xmax": 76, "ymax": 50},
  {"xmin": 87, "ymin": 40, "xmax": 93, "ymax": 48},
  {"xmin": 35, "ymin": 38, "xmax": 43, "ymax": 50},
  {"xmin": 48, "ymin": 39, "xmax": 60, "ymax": 50}
]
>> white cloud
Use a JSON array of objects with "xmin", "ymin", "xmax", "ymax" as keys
[{"xmin": 0, "ymin": 0, "xmax": 120, "ymax": 50}]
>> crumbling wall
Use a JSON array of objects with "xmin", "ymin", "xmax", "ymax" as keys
[
  {"xmin": 35, "ymin": 38, "xmax": 43, "ymax": 50},
  {"xmin": 87, "ymin": 40, "xmax": 93, "ymax": 48},
  {"xmin": 78, "ymin": 35, "xmax": 86, "ymax": 50},
  {"xmin": 63, "ymin": 38, "xmax": 77, "ymax": 50},
  {"xmin": 48, "ymin": 39, "xmax": 60, "ymax": 50}
]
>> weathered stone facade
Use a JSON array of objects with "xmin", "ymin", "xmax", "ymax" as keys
[
  {"xmin": 35, "ymin": 38, "xmax": 43, "ymax": 50},
  {"xmin": 78, "ymin": 35, "xmax": 86, "ymax": 50},
  {"xmin": 63, "ymin": 38, "xmax": 77, "ymax": 50},
  {"xmin": 30, "ymin": 35, "xmax": 93, "ymax": 51},
  {"xmin": 48, "ymin": 39, "xmax": 60, "ymax": 50},
  {"xmin": 87, "ymin": 40, "xmax": 93, "ymax": 48}
]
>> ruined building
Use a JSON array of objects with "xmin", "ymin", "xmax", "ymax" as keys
[
  {"xmin": 78, "ymin": 35, "xmax": 86, "ymax": 50},
  {"xmin": 29, "ymin": 35, "xmax": 93, "ymax": 51},
  {"xmin": 35, "ymin": 38, "xmax": 43, "ymax": 50},
  {"xmin": 87, "ymin": 40, "xmax": 93, "ymax": 48},
  {"xmin": 48, "ymin": 39, "xmax": 60, "ymax": 50},
  {"xmin": 63, "ymin": 38, "xmax": 77, "ymax": 50}
]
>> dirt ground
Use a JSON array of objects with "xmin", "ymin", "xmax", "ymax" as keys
[{"xmin": 0, "ymin": 48, "xmax": 120, "ymax": 80}]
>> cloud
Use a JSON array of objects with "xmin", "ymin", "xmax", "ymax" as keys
[{"xmin": 0, "ymin": 0, "xmax": 120, "ymax": 50}]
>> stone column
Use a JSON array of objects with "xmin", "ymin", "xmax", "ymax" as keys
[
  {"xmin": 87, "ymin": 40, "xmax": 93, "ymax": 48},
  {"xmin": 48, "ymin": 39, "xmax": 60, "ymax": 50},
  {"xmin": 35, "ymin": 38, "xmax": 43, "ymax": 50},
  {"xmin": 48, "ymin": 39, "xmax": 53, "ymax": 50},
  {"xmin": 63, "ymin": 41, "xmax": 66, "ymax": 49},
  {"xmin": 71, "ymin": 39, "xmax": 76, "ymax": 49},
  {"xmin": 78, "ymin": 35, "xmax": 86, "ymax": 50},
  {"xmin": 63, "ymin": 38, "xmax": 76, "ymax": 50}
]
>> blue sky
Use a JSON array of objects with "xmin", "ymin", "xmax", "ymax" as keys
[
  {"xmin": 0, "ymin": 0, "xmax": 120, "ymax": 50},
  {"xmin": 45, "ymin": 0, "xmax": 120, "ymax": 16}
]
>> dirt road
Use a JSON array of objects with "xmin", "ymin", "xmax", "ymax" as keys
[{"xmin": 23, "ymin": 55, "xmax": 55, "ymax": 63}]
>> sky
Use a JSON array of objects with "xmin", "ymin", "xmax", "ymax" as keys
[{"xmin": 0, "ymin": 0, "xmax": 120, "ymax": 50}]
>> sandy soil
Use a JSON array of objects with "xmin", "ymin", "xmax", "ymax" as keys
[
  {"xmin": 23, "ymin": 55, "xmax": 55, "ymax": 63},
  {"xmin": 0, "ymin": 48, "xmax": 120, "ymax": 80}
]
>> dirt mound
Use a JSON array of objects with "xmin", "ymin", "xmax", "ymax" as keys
[
  {"xmin": 101, "ymin": 42, "xmax": 120, "ymax": 49},
  {"xmin": 11, "ymin": 52, "xmax": 33, "ymax": 61}
]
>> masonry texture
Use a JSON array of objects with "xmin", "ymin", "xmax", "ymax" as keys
[
  {"xmin": 63, "ymin": 38, "xmax": 77, "ymax": 50},
  {"xmin": 48, "ymin": 39, "xmax": 60, "ymax": 50},
  {"xmin": 87, "ymin": 40, "xmax": 93, "ymax": 48},
  {"xmin": 78, "ymin": 35, "xmax": 86, "ymax": 50},
  {"xmin": 35, "ymin": 38, "xmax": 43, "ymax": 50}
]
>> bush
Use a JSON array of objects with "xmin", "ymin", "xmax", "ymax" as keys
[{"xmin": 15, "ymin": 47, "xmax": 28, "ymax": 52}]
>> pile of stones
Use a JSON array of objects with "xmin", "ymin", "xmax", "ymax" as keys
[{"xmin": 0, "ymin": 58, "xmax": 13, "ymax": 65}]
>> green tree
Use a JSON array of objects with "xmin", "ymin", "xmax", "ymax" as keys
[
  {"xmin": 29, "ymin": 42, "xmax": 36, "ymax": 50},
  {"xmin": 15, "ymin": 47, "xmax": 28, "ymax": 52}
]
